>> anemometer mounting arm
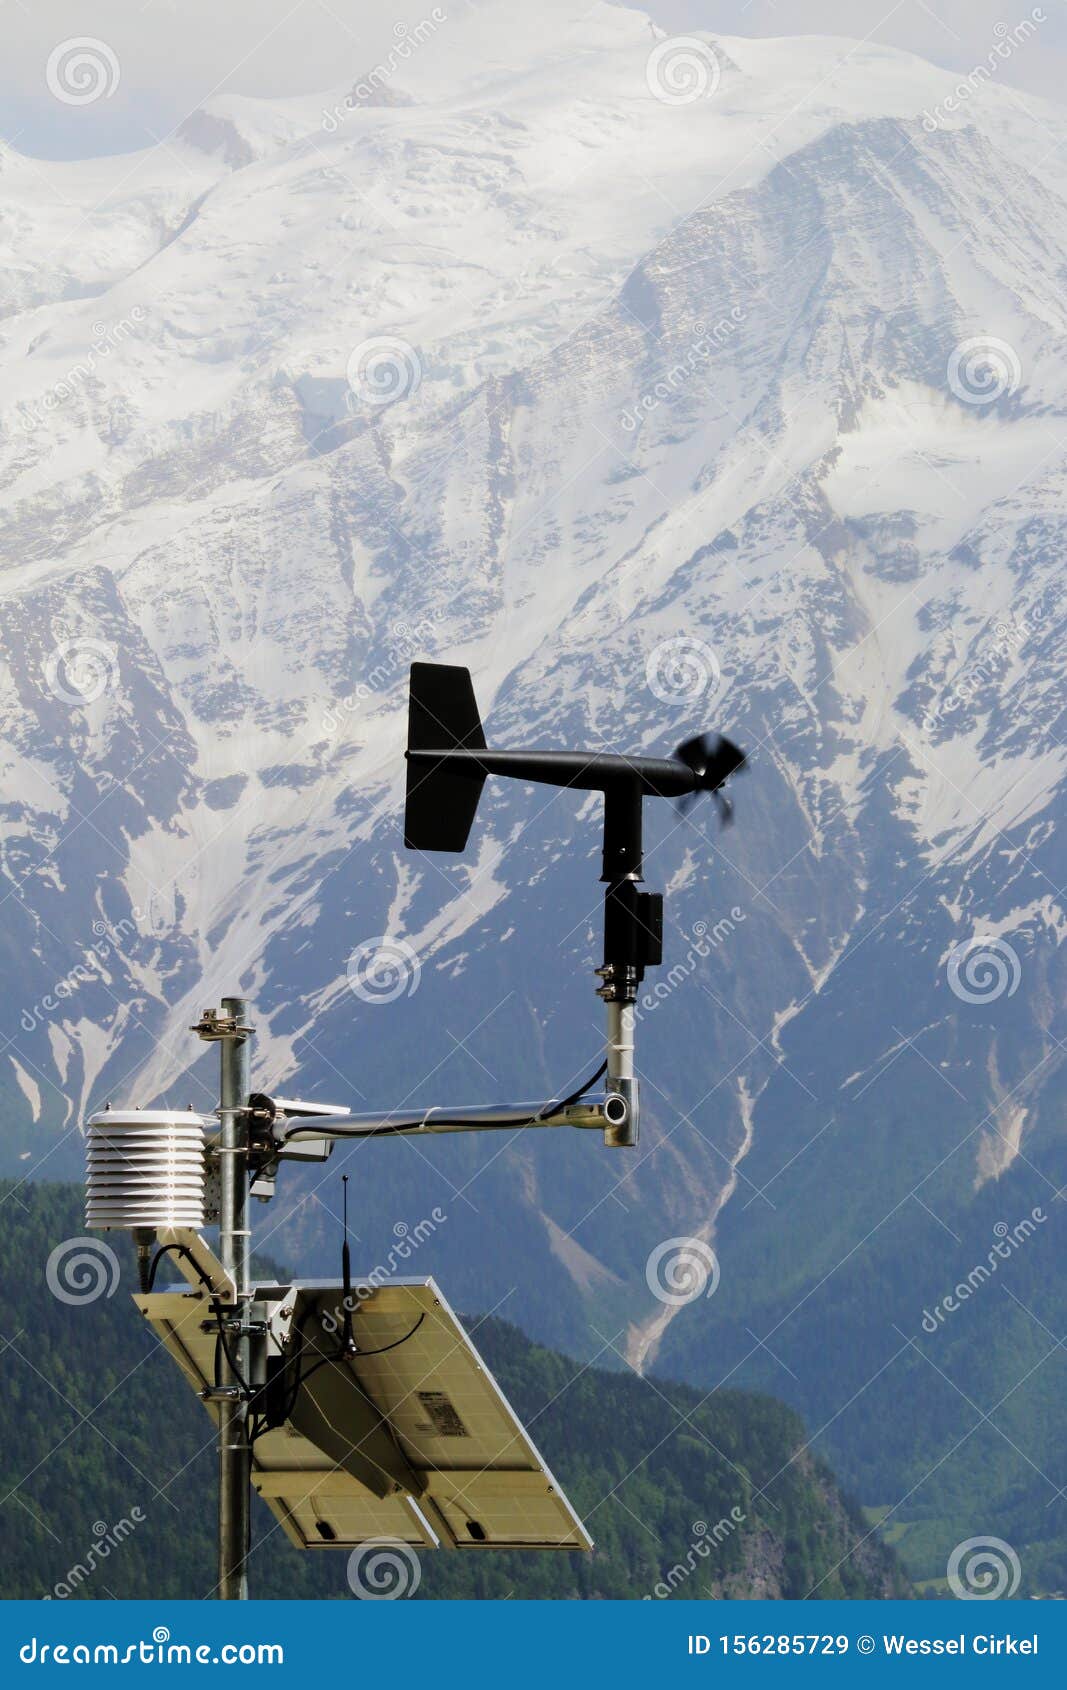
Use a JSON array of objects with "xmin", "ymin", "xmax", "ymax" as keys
[
  {"xmin": 402, "ymin": 663, "xmax": 746, "ymax": 1148},
  {"xmin": 272, "ymin": 1092, "xmax": 631, "ymax": 1145}
]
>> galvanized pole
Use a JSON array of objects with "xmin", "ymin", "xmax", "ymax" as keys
[{"xmin": 217, "ymin": 995, "xmax": 252, "ymax": 1600}]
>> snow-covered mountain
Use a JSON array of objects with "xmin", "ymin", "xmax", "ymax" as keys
[{"xmin": 2, "ymin": 0, "xmax": 1066, "ymax": 1571}]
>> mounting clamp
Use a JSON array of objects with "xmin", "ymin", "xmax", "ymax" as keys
[{"xmin": 191, "ymin": 1008, "xmax": 256, "ymax": 1042}]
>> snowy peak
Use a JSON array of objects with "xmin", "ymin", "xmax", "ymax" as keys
[{"xmin": 176, "ymin": 99, "xmax": 306, "ymax": 168}]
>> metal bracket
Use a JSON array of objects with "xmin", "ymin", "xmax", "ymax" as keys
[
  {"xmin": 595, "ymin": 961, "xmax": 640, "ymax": 1004},
  {"xmin": 191, "ymin": 1008, "xmax": 256, "ymax": 1042},
  {"xmin": 201, "ymin": 1317, "xmax": 269, "ymax": 1338},
  {"xmin": 201, "ymin": 1384, "xmax": 243, "ymax": 1403}
]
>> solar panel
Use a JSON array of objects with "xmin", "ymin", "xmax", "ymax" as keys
[{"xmin": 136, "ymin": 1274, "xmax": 591, "ymax": 1554}]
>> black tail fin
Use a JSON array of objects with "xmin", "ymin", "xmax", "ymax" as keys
[{"xmin": 404, "ymin": 663, "xmax": 486, "ymax": 851}]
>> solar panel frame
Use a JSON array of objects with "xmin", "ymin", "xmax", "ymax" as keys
[{"xmin": 135, "ymin": 1273, "xmax": 592, "ymax": 1555}]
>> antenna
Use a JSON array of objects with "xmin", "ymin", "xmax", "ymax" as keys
[
  {"xmin": 339, "ymin": 1174, "xmax": 357, "ymax": 1358},
  {"xmin": 83, "ymin": 661, "xmax": 746, "ymax": 1598}
]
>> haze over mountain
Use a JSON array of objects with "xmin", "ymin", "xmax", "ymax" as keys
[{"xmin": 1, "ymin": 0, "xmax": 1064, "ymax": 1588}]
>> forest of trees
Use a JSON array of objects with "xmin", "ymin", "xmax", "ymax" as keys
[{"xmin": 0, "ymin": 1181, "xmax": 908, "ymax": 1602}]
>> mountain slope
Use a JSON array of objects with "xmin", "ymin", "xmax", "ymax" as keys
[{"xmin": 0, "ymin": 1182, "xmax": 906, "ymax": 1600}]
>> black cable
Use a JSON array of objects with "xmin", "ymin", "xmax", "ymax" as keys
[
  {"xmin": 248, "ymin": 1412, "xmax": 272, "ymax": 1449},
  {"xmin": 301, "ymin": 1312, "xmax": 427, "ymax": 1385},
  {"xmin": 213, "ymin": 1309, "xmax": 252, "ymax": 1396},
  {"xmin": 274, "ymin": 1307, "xmax": 313, "ymax": 1426},
  {"xmin": 249, "ymin": 1303, "xmax": 317, "ymax": 1443},
  {"xmin": 280, "ymin": 1058, "xmax": 611, "ymax": 1142},
  {"xmin": 146, "ymin": 1242, "xmax": 216, "ymax": 1292},
  {"xmin": 539, "ymin": 1059, "xmax": 608, "ymax": 1119},
  {"xmin": 249, "ymin": 1311, "xmax": 427, "ymax": 1445},
  {"xmin": 146, "ymin": 1244, "xmax": 252, "ymax": 1398}
]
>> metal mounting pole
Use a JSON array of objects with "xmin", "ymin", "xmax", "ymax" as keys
[
  {"xmin": 217, "ymin": 996, "xmax": 252, "ymax": 1601},
  {"xmin": 593, "ymin": 782, "xmax": 650, "ymax": 1147}
]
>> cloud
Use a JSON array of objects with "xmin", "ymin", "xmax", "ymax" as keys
[
  {"xmin": 2, "ymin": 0, "xmax": 1063, "ymax": 159},
  {"xmin": 0, "ymin": 0, "xmax": 418, "ymax": 156},
  {"xmin": 648, "ymin": 0, "xmax": 1067, "ymax": 101}
]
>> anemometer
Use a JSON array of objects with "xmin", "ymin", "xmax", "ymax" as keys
[
  {"xmin": 405, "ymin": 662, "xmax": 744, "ymax": 1146},
  {"xmin": 84, "ymin": 663, "xmax": 746, "ymax": 1598}
]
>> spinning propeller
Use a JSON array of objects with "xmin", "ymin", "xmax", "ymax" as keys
[{"xmin": 673, "ymin": 733, "xmax": 747, "ymax": 822}]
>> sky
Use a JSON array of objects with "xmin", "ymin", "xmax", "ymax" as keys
[{"xmin": 1, "ymin": 0, "xmax": 1063, "ymax": 158}]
